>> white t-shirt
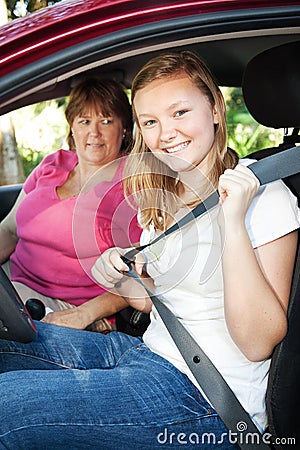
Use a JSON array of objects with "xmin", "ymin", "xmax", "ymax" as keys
[{"xmin": 141, "ymin": 167, "xmax": 300, "ymax": 431}]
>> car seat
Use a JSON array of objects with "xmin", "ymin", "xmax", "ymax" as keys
[
  {"xmin": 242, "ymin": 40, "xmax": 300, "ymax": 200},
  {"xmin": 242, "ymin": 40, "xmax": 300, "ymax": 449},
  {"xmin": 0, "ymin": 184, "xmax": 22, "ymax": 222}
]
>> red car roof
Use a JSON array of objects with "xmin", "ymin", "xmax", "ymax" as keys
[{"xmin": 0, "ymin": 0, "xmax": 298, "ymax": 76}]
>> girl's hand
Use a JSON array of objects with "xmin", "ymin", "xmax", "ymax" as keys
[
  {"xmin": 92, "ymin": 247, "xmax": 130, "ymax": 288},
  {"xmin": 218, "ymin": 164, "xmax": 260, "ymax": 224},
  {"xmin": 91, "ymin": 247, "xmax": 146, "ymax": 288}
]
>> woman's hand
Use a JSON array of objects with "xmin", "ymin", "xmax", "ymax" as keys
[
  {"xmin": 42, "ymin": 307, "xmax": 89, "ymax": 329},
  {"xmin": 42, "ymin": 292, "xmax": 130, "ymax": 329},
  {"xmin": 218, "ymin": 164, "xmax": 260, "ymax": 224}
]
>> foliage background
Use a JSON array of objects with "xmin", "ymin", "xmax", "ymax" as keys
[
  {"xmin": 6, "ymin": 0, "xmax": 61, "ymax": 20},
  {"xmin": 12, "ymin": 100, "xmax": 67, "ymax": 177},
  {"xmin": 222, "ymin": 87, "xmax": 283, "ymax": 157}
]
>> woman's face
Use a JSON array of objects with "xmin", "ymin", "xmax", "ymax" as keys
[
  {"xmin": 71, "ymin": 108, "xmax": 124, "ymax": 167},
  {"xmin": 134, "ymin": 75, "xmax": 219, "ymax": 176}
]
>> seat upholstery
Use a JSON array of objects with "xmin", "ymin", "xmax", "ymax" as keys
[
  {"xmin": 243, "ymin": 41, "xmax": 300, "ymax": 449},
  {"xmin": 242, "ymin": 40, "xmax": 300, "ymax": 129},
  {"xmin": 0, "ymin": 184, "xmax": 22, "ymax": 222},
  {"xmin": 242, "ymin": 40, "xmax": 300, "ymax": 202}
]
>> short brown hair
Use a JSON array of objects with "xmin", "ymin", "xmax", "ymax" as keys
[{"xmin": 65, "ymin": 78, "xmax": 133, "ymax": 153}]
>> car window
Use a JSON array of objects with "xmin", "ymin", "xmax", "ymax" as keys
[{"xmin": 10, "ymin": 87, "xmax": 288, "ymax": 180}]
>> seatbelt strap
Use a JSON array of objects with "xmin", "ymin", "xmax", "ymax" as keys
[
  {"xmin": 247, "ymin": 144, "xmax": 300, "ymax": 185},
  {"xmin": 122, "ymin": 145, "xmax": 300, "ymax": 265},
  {"xmin": 121, "ymin": 145, "xmax": 300, "ymax": 449}
]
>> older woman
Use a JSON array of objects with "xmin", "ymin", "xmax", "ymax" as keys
[{"xmin": 0, "ymin": 78, "xmax": 141, "ymax": 332}]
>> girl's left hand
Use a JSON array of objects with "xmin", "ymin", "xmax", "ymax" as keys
[{"xmin": 218, "ymin": 164, "xmax": 260, "ymax": 224}]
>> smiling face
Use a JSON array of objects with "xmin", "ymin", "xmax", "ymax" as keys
[
  {"xmin": 134, "ymin": 75, "xmax": 219, "ymax": 178},
  {"xmin": 71, "ymin": 108, "xmax": 124, "ymax": 167}
]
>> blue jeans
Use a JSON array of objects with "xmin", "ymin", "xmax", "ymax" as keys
[{"xmin": 0, "ymin": 322, "xmax": 237, "ymax": 449}]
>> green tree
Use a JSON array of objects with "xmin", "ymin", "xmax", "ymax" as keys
[
  {"xmin": 6, "ymin": 0, "xmax": 62, "ymax": 20},
  {"xmin": 223, "ymin": 87, "xmax": 283, "ymax": 157},
  {"xmin": 13, "ymin": 100, "xmax": 67, "ymax": 177}
]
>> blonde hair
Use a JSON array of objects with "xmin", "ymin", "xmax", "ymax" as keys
[{"xmin": 125, "ymin": 51, "xmax": 238, "ymax": 230}]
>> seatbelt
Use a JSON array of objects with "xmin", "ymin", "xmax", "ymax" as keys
[
  {"xmin": 121, "ymin": 145, "xmax": 300, "ymax": 450},
  {"xmin": 122, "ymin": 145, "xmax": 300, "ymax": 265}
]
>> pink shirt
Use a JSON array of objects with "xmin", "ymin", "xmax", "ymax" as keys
[{"xmin": 11, "ymin": 149, "xmax": 141, "ymax": 306}]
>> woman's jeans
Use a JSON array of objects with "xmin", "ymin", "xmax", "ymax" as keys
[{"xmin": 0, "ymin": 322, "xmax": 237, "ymax": 449}]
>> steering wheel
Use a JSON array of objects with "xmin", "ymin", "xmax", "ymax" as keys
[{"xmin": 0, "ymin": 265, "xmax": 37, "ymax": 342}]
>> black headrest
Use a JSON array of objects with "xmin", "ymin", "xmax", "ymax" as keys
[{"xmin": 242, "ymin": 40, "xmax": 300, "ymax": 129}]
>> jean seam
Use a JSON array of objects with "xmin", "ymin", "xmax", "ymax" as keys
[
  {"xmin": 112, "ymin": 342, "xmax": 144, "ymax": 366},
  {"xmin": 0, "ymin": 351, "xmax": 83, "ymax": 370},
  {"xmin": 0, "ymin": 413, "xmax": 219, "ymax": 433}
]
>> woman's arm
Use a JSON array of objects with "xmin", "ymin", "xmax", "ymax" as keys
[
  {"xmin": 43, "ymin": 269, "xmax": 153, "ymax": 330},
  {"xmin": 0, "ymin": 189, "xmax": 25, "ymax": 264},
  {"xmin": 219, "ymin": 165, "xmax": 297, "ymax": 361},
  {"xmin": 42, "ymin": 291, "xmax": 129, "ymax": 329}
]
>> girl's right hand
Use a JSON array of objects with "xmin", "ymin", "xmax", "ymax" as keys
[
  {"xmin": 91, "ymin": 247, "xmax": 145, "ymax": 288},
  {"xmin": 91, "ymin": 247, "xmax": 130, "ymax": 288}
]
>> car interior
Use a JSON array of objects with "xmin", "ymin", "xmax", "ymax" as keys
[
  {"xmin": 0, "ymin": 12, "xmax": 300, "ymax": 444},
  {"xmin": 241, "ymin": 40, "xmax": 300, "ymax": 448}
]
